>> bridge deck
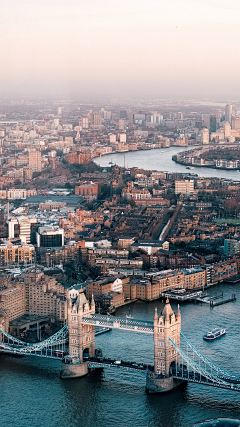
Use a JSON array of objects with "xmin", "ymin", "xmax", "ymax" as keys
[
  {"xmin": 172, "ymin": 372, "xmax": 240, "ymax": 392},
  {"xmin": 81, "ymin": 315, "xmax": 154, "ymax": 334},
  {"xmin": 86, "ymin": 356, "xmax": 154, "ymax": 373}
]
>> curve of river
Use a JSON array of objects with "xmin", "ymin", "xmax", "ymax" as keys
[{"xmin": 94, "ymin": 146, "xmax": 240, "ymax": 180}]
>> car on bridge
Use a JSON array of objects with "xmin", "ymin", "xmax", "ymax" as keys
[{"xmin": 54, "ymin": 350, "xmax": 66, "ymax": 358}]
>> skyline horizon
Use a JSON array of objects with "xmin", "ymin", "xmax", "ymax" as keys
[{"xmin": 1, "ymin": 0, "xmax": 240, "ymax": 99}]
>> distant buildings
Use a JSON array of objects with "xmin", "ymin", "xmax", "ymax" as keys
[{"xmin": 0, "ymin": 189, "xmax": 36, "ymax": 200}]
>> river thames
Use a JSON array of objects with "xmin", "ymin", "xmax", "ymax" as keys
[
  {"xmin": 94, "ymin": 146, "xmax": 240, "ymax": 180},
  {"xmin": 1, "ymin": 282, "xmax": 240, "ymax": 427}
]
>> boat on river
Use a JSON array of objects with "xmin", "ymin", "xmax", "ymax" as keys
[{"xmin": 203, "ymin": 328, "xmax": 226, "ymax": 341}]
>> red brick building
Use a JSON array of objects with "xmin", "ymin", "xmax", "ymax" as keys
[{"xmin": 75, "ymin": 182, "xmax": 99, "ymax": 201}]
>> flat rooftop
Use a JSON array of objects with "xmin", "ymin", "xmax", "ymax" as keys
[{"xmin": 25, "ymin": 195, "xmax": 83, "ymax": 206}]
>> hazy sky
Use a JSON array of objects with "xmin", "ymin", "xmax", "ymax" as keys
[{"xmin": 1, "ymin": 0, "xmax": 240, "ymax": 99}]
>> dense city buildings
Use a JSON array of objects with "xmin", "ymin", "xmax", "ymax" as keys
[{"xmin": 1, "ymin": 98, "xmax": 240, "ymax": 338}]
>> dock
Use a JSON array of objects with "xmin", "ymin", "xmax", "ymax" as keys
[
  {"xmin": 162, "ymin": 289, "xmax": 207, "ymax": 302},
  {"xmin": 210, "ymin": 293, "xmax": 236, "ymax": 307},
  {"xmin": 161, "ymin": 289, "xmax": 237, "ymax": 306}
]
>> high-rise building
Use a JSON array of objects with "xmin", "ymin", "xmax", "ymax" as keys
[
  {"xmin": 120, "ymin": 110, "xmax": 128, "ymax": 119},
  {"xmin": 231, "ymin": 117, "xmax": 240, "ymax": 130},
  {"xmin": 28, "ymin": 151, "xmax": 42, "ymax": 172},
  {"xmin": 119, "ymin": 133, "xmax": 126, "ymax": 143},
  {"xmin": 201, "ymin": 128, "xmax": 209, "ymax": 145},
  {"xmin": 109, "ymin": 134, "xmax": 116, "ymax": 143},
  {"xmin": 225, "ymin": 104, "xmax": 233, "ymax": 123},
  {"xmin": 81, "ymin": 117, "xmax": 89, "ymax": 129},
  {"xmin": 209, "ymin": 115, "xmax": 217, "ymax": 133},
  {"xmin": 0, "ymin": 209, "xmax": 6, "ymax": 238},
  {"xmin": 224, "ymin": 122, "xmax": 231, "ymax": 138},
  {"xmin": 119, "ymin": 119, "xmax": 125, "ymax": 130},
  {"xmin": 54, "ymin": 118, "xmax": 59, "ymax": 127},
  {"xmin": 58, "ymin": 107, "xmax": 62, "ymax": 115},
  {"xmin": 103, "ymin": 110, "xmax": 111, "ymax": 120},
  {"xmin": 93, "ymin": 113, "xmax": 102, "ymax": 127}
]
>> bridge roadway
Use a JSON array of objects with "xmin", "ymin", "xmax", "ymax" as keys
[
  {"xmin": 81, "ymin": 315, "xmax": 154, "ymax": 334},
  {"xmin": 84, "ymin": 356, "xmax": 154, "ymax": 374},
  {"xmin": 171, "ymin": 368, "xmax": 240, "ymax": 392}
]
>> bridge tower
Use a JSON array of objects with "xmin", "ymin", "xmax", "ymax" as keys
[
  {"xmin": 146, "ymin": 300, "xmax": 185, "ymax": 393},
  {"xmin": 154, "ymin": 299, "xmax": 181, "ymax": 376},
  {"xmin": 60, "ymin": 290, "xmax": 95, "ymax": 379}
]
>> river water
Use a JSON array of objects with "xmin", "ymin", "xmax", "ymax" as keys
[
  {"xmin": 1, "ymin": 282, "xmax": 240, "ymax": 427},
  {"xmin": 95, "ymin": 146, "xmax": 240, "ymax": 180}
]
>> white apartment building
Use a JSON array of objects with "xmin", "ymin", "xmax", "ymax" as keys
[
  {"xmin": 8, "ymin": 216, "xmax": 37, "ymax": 244},
  {"xmin": 175, "ymin": 180, "xmax": 194, "ymax": 196}
]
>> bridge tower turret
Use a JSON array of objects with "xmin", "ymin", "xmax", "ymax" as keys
[
  {"xmin": 154, "ymin": 299, "xmax": 181, "ymax": 376},
  {"xmin": 68, "ymin": 290, "xmax": 95, "ymax": 362},
  {"xmin": 146, "ymin": 300, "xmax": 184, "ymax": 393}
]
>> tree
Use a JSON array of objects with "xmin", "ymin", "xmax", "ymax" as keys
[
  {"xmin": 130, "ymin": 198, "xmax": 136, "ymax": 207},
  {"xmin": 65, "ymin": 182, "xmax": 73, "ymax": 189}
]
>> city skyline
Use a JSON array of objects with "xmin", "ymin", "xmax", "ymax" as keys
[{"xmin": 1, "ymin": 0, "xmax": 240, "ymax": 98}]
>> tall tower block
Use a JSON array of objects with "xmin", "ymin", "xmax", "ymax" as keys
[{"xmin": 154, "ymin": 300, "xmax": 181, "ymax": 376}]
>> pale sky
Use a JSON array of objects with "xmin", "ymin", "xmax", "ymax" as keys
[{"xmin": 1, "ymin": 0, "xmax": 240, "ymax": 99}]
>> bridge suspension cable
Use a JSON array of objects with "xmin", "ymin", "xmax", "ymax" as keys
[
  {"xmin": 0, "ymin": 329, "xmax": 30, "ymax": 346},
  {"xmin": 0, "ymin": 324, "xmax": 69, "ymax": 357},
  {"xmin": 169, "ymin": 337, "xmax": 231, "ymax": 387},
  {"xmin": 180, "ymin": 332, "xmax": 240, "ymax": 381}
]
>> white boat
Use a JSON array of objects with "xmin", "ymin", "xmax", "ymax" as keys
[{"xmin": 203, "ymin": 328, "xmax": 226, "ymax": 341}]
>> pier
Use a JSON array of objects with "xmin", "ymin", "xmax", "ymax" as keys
[{"xmin": 210, "ymin": 294, "xmax": 236, "ymax": 307}]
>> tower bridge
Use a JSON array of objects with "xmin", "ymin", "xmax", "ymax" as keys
[{"xmin": 0, "ymin": 291, "xmax": 240, "ymax": 394}]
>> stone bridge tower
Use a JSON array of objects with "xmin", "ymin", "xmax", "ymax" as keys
[
  {"xmin": 154, "ymin": 299, "xmax": 181, "ymax": 376},
  {"xmin": 146, "ymin": 300, "xmax": 183, "ymax": 393},
  {"xmin": 68, "ymin": 290, "xmax": 95, "ymax": 362}
]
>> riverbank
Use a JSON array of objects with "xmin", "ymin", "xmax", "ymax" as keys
[
  {"xmin": 172, "ymin": 155, "xmax": 240, "ymax": 171},
  {"xmin": 172, "ymin": 145, "xmax": 240, "ymax": 171}
]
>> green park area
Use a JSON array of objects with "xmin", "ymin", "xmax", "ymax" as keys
[{"xmin": 215, "ymin": 218, "xmax": 240, "ymax": 225}]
